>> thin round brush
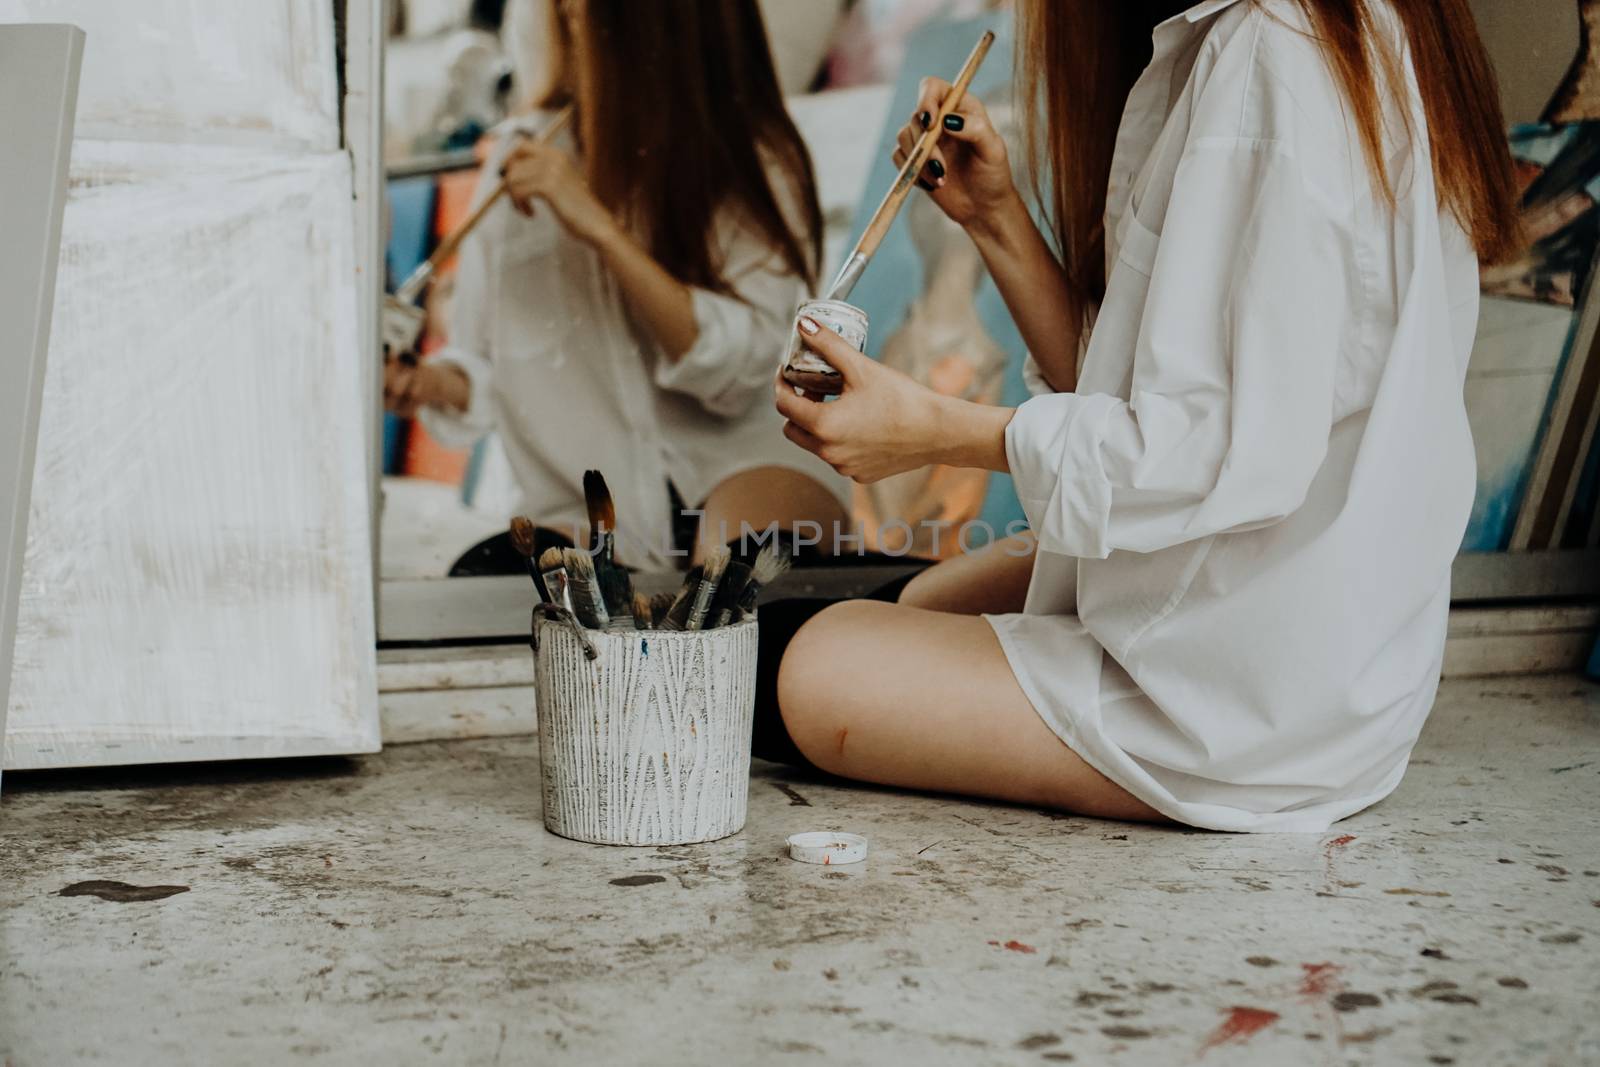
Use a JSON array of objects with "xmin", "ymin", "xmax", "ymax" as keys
[
  {"xmin": 509, "ymin": 516, "xmax": 550, "ymax": 602},
  {"xmin": 583, "ymin": 470, "xmax": 633, "ymax": 617},
  {"xmin": 685, "ymin": 547, "xmax": 730, "ymax": 631},
  {"xmin": 561, "ymin": 548, "xmax": 610, "ymax": 630}
]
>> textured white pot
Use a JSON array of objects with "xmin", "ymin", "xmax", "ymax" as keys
[{"xmin": 533, "ymin": 615, "xmax": 759, "ymax": 846}]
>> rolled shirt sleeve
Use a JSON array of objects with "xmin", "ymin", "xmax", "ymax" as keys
[
  {"xmin": 1007, "ymin": 138, "xmax": 1346, "ymax": 559},
  {"xmin": 416, "ymin": 345, "xmax": 496, "ymax": 448},
  {"xmin": 653, "ymin": 259, "xmax": 803, "ymax": 419}
]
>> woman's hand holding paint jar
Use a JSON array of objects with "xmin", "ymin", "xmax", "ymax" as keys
[
  {"xmin": 894, "ymin": 77, "xmax": 1018, "ymax": 230},
  {"xmin": 501, "ymin": 141, "xmax": 619, "ymax": 246},
  {"xmin": 775, "ymin": 315, "xmax": 1012, "ymax": 483}
]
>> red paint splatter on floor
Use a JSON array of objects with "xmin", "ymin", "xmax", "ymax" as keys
[
  {"xmin": 1199, "ymin": 1006, "xmax": 1281, "ymax": 1054},
  {"xmin": 1321, "ymin": 834, "xmax": 1359, "ymax": 892},
  {"xmin": 1300, "ymin": 962, "xmax": 1343, "ymax": 998},
  {"xmin": 986, "ymin": 939, "xmax": 1037, "ymax": 954}
]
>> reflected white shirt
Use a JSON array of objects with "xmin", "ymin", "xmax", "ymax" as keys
[
  {"xmin": 420, "ymin": 115, "xmax": 847, "ymax": 570},
  {"xmin": 990, "ymin": 0, "xmax": 1481, "ymax": 830}
]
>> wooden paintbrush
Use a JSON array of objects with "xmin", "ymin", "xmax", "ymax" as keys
[
  {"xmin": 649, "ymin": 592, "xmax": 676, "ymax": 629},
  {"xmin": 393, "ymin": 105, "xmax": 575, "ymax": 307},
  {"xmin": 658, "ymin": 562, "xmax": 703, "ymax": 632},
  {"xmin": 824, "ymin": 31, "xmax": 994, "ymax": 302},
  {"xmin": 509, "ymin": 516, "xmax": 550, "ymax": 602},
  {"xmin": 562, "ymin": 548, "xmax": 610, "ymax": 629},
  {"xmin": 382, "ymin": 105, "xmax": 575, "ymax": 355},
  {"xmin": 709, "ymin": 558, "xmax": 752, "ymax": 629},
  {"xmin": 583, "ymin": 469, "xmax": 632, "ymax": 618},
  {"xmin": 538, "ymin": 547, "xmax": 571, "ymax": 615},
  {"xmin": 734, "ymin": 544, "xmax": 791, "ymax": 619},
  {"xmin": 685, "ymin": 546, "xmax": 730, "ymax": 631}
]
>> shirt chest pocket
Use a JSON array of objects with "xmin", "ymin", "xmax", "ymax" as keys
[{"xmin": 1113, "ymin": 205, "xmax": 1162, "ymax": 279}]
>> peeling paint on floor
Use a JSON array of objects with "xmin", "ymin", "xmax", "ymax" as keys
[{"xmin": 1, "ymin": 675, "xmax": 1598, "ymax": 1064}]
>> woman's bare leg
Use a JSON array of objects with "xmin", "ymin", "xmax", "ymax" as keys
[
  {"xmin": 897, "ymin": 531, "xmax": 1037, "ymax": 614},
  {"xmin": 695, "ymin": 466, "xmax": 849, "ymax": 563},
  {"xmin": 776, "ymin": 599, "xmax": 1163, "ymax": 822}
]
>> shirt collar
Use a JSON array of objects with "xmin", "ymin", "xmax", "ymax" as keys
[{"xmin": 1156, "ymin": 0, "xmax": 1247, "ymax": 31}]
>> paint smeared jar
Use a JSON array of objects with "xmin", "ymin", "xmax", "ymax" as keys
[
  {"xmin": 781, "ymin": 299, "xmax": 868, "ymax": 397},
  {"xmin": 532, "ymin": 614, "xmax": 759, "ymax": 845}
]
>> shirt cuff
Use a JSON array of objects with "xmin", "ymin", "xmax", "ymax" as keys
[
  {"xmin": 1021, "ymin": 354, "xmax": 1054, "ymax": 397},
  {"xmin": 416, "ymin": 347, "xmax": 495, "ymax": 449},
  {"xmin": 1005, "ymin": 391, "xmax": 1121, "ymax": 560}
]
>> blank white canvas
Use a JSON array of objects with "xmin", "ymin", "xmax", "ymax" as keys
[
  {"xmin": 0, "ymin": 1, "xmax": 339, "ymax": 150},
  {"xmin": 3, "ymin": 2, "xmax": 379, "ymax": 768}
]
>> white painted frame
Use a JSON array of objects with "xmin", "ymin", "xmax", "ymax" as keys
[{"xmin": 0, "ymin": 24, "xmax": 83, "ymax": 792}]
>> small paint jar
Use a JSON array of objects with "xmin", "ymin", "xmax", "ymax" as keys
[
  {"xmin": 532, "ymin": 614, "xmax": 759, "ymax": 846},
  {"xmin": 782, "ymin": 299, "xmax": 868, "ymax": 397}
]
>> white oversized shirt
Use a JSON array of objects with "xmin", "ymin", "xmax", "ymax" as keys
[
  {"xmin": 989, "ymin": 0, "xmax": 1482, "ymax": 831},
  {"xmin": 420, "ymin": 114, "xmax": 847, "ymax": 570}
]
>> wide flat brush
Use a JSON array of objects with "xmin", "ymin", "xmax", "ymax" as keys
[
  {"xmin": 659, "ymin": 565, "xmax": 702, "ymax": 632},
  {"xmin": 538, "ymin": 547, "xmax": 572, "ymax": 615},
  {"xmin": 685, "ymin": 547, "xmax": 730, "ymax": 631},
  {"xmin": 648, "ymin": 592, "xmax": 676, "ymax": 629},
  {"xmin": 562, "ymin": 548, "xmax": 610, "ymax": 629},
  {"xmin": 708, "ymin": 559, "xmax": 752, "ymax": 629}
]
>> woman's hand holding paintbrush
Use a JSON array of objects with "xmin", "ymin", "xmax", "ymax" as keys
[
  {"xmin": 824, "ymin": 30, "xmax": 995, "ymax": 302},
  {"xmin": 893, "ymin": 76, "xmax": 1015, "ymax": 230},
  {"xmin": 890, "ymin": 66, "xmax": 1083, "ymax": 393}
]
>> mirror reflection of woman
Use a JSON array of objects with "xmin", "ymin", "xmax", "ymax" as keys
[
  {"xmin": 764, "ymin": 0, "xmax": 1523, "ymax": 831},
  {"xmin": 385, "ymin": 0, "xmax": 848, "ymax": 570}
]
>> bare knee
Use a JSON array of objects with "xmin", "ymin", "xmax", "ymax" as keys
[
  {"xmin": 896, "ymin": 567, "xmax": 939, "ymax": 608},
  {"xmin": 775, "ymin": 600, "xmax": 880, "ymax": 772}
]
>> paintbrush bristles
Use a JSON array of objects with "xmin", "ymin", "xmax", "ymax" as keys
[
  {"xmin": 508, "ymin": 516, "xmax": 537, "ymax": 557},
  {"xmin": 631, "ymin": 592, "xmax": 653, "ymax": 631},
  {"xmin": 734, "ymin": 545, "xmax": 791, "ymax": 617},
  {"xmin": 561, "ymin": 548, "xmax": 609, "ymax": 629},
  {"xmin": 538, "ymin": 546, "xmax": 565, "ymax": 573},
  {"xmin": 685, "ymin": 547, "xmax": 730, "ymax": 631},
  {"xmin": 649, "ymin": 592, "xmax": 676, "ymax": 629},
  {"xmin": 582, "ymin": 470, "xmax": 617, "ymax": 551}
]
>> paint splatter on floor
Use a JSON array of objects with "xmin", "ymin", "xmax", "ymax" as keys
[
  {"xmin": 1200, "ymin": 1006, "xmax": 1280, "ymax": 1053},
  {"xmin": 609, "ymin": 875, "xmax": 666, "ymax": 888},
  {"xmin": 987, "ymin": 940, "xmax": 1037, "ymax": 954},
  {"xmin": 771, "ymin": 783, "xmax": 811, "ymax": 807},
  {"xmin": 1300, "ymin": 962, "xmax": 1343, "ymax": 998},
  {"xmin": 58, "ymin": 880, "xmax": 189, "ymax": 903}
]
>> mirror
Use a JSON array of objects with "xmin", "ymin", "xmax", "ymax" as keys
[{"xmin": 376, "ymin": 0, "xmax": 1017, "ymax": 590}]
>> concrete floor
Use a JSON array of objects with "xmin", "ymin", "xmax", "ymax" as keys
[{"xmin": 2, "ymin": 676, "xmax": 1597, "ymax": 1065}]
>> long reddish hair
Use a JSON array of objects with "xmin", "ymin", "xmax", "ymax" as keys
[
  {"xmin": 542, "ymin": 0, "xmax": 821, "ymax": 295},
  {"xmin": 1019, "ymin": 0, "xmax": 1524, "ymax": 326}
]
